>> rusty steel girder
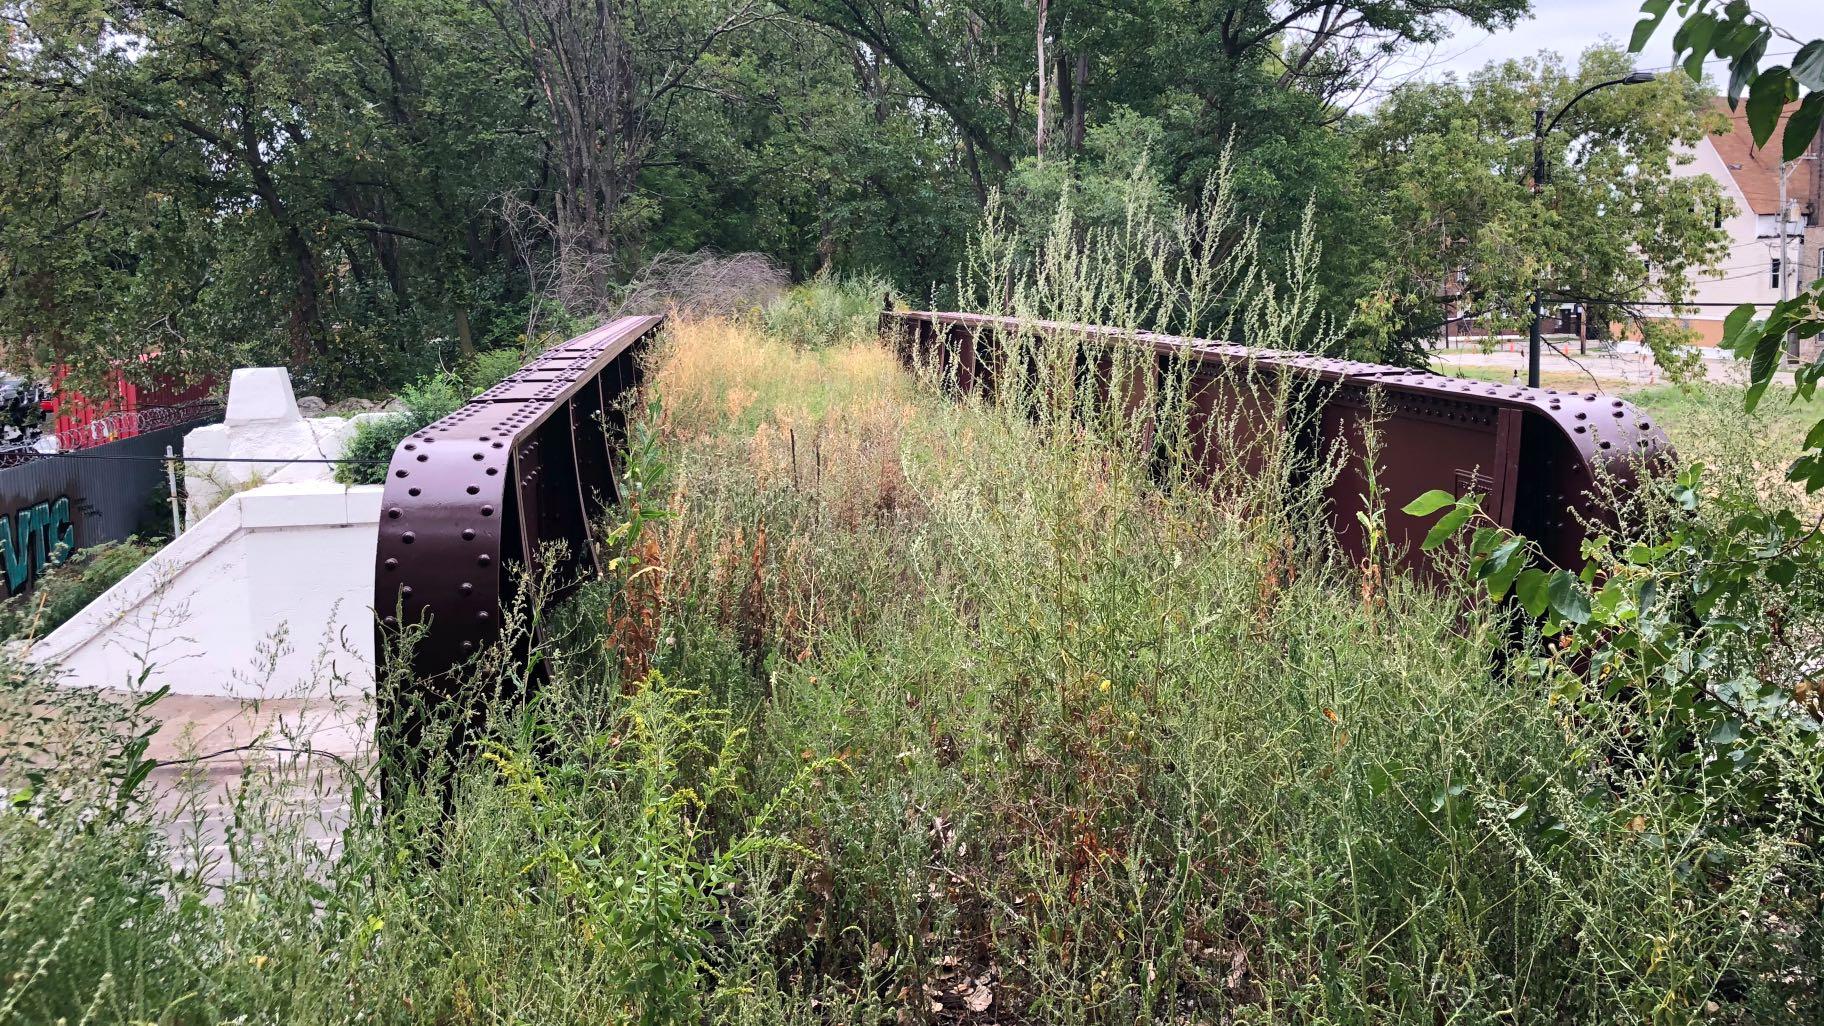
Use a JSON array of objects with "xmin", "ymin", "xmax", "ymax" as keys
[
  {"xmin": 374, "ymin": 315, "xmax": 662, "ymax": 685},
  {"xmin": 881, "ymin": 309, "xmax": 1673, "ymax": 573},
  {"xmin": 375, "ymin": 306, "xmax": 1668, "ymax": 696}
]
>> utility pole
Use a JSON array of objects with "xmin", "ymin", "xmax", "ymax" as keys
[
  {"xmin": 1530, "ymin": 107, "xmax": 1545, "ymax": 390},
  {"xmin": 1778, "ymin": 154, "xmax": 1816, "ymax": 363},
  {"xmin": 1780, "ymin": 157, "xmax": 1792, "ymax": 361}
]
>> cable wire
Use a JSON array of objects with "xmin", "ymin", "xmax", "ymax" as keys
[{"xmin": 0, "ymin": 451, "xmax": 390, "ymax": 466}]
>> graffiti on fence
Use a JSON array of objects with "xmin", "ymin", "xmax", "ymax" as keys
[
  {"xmin": 0, "ymin": 496, "xmax": 76, "ymax": 596},
  {"xmin": 0, "ymin": 420, "xmax": 217, "ymax": 599}
]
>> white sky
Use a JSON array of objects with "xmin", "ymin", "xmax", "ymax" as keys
[{"xmin": 1391, "ymin": 0, "xmax": 1824, "ymax": 86}]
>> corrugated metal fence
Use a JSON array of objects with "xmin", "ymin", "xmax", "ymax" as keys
[{"xmin": 0, "ymin": 419, "xmax": 219, "ymax": 598}]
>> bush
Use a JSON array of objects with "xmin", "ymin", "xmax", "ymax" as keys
[
  {"xmin": 759, "ymin": 272, "xmax": 890, "ymax": 348},
  {"xmin": 0, "ymin": 538, "xmax": 157, "ymax": 640},
  {"xmin": 465, "ymin": 348, "xmax": 524, "ymax": 392},
  {"xmin": 335, "ymin": 411, "xmax": 415, "ymax": 486},
  {"xmin": 335, "ymin": 356, "xmax": 522, "ymax": 485}
]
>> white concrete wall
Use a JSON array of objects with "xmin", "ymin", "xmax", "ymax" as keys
[
  {"xmin": 28, "ymin": 483, "xmax": 382, "ymax": 699},
  {"xmin": 184, "ymin": 367, "xmax": 391, "ymax": 520}
]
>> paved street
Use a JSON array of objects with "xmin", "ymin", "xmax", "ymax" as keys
[{"xmin": 1429, "ymin": 338, "xmax": 1771, "ymax": 391}]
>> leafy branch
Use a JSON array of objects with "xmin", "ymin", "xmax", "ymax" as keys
[
  {"xmin": 1633, "ymin": 1, "xmax": 1824, "ymax": 490},
  {"xmin": 1405, "ymin": 466, "xmax": 1823, "ymax": 841}
]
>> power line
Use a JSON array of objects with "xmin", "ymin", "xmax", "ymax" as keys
[
  {"xmin": 0, "ymin": 451, "xmax": 389, "ymax": 466},
  {"xmin": 1632, "ymin": 49, "xmax": 1800, "ymax": 75},
  {"xmin": 1705, "ymin": 266, "xmax": 1791, "ymax": 283},
  {"xmin": 1555, "ymin": 294, "xmax": 1796, "ymax": 309}
]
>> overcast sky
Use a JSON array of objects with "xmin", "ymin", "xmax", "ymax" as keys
[{"xmin": 1388, "ymin": 0, "xmax": 1824, "ymax": 87}]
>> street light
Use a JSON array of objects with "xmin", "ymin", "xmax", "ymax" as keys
[{"xmin": 1527, "ymin": 71, "xmax": 1656, "ymax": 387}]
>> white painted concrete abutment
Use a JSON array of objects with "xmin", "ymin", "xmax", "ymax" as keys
[{"xmin": 27, "ymin": 482, "xmax": 382, "ymax": 699}]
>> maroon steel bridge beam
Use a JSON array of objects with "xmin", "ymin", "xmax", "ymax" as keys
[
  {"xmin": 882, "ymin": 309, "xmax": 1673, "ymax": 573},
  {"xmin": 375, "ymin": 307, "xmax": 1669, "ymax": 706},
  {"xmin": 374, "ymin": 315, "xmax": 662, "ymax": 690}
]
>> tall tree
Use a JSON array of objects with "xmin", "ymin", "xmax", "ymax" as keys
[
  {"xmin": 778, "ymin": 0, "xmax": 1533, "ymax": 351},
  {"xmin": 1353, "ymin": 45, "xmax": 1730, "ymax": 367},
  {"xmin": 479, "ymin": 0, "xmax": 775, "ymax": 301},
  {"xmin": 0, "ymin": 0, "xmax": 534, "ymax": 390},
  {"xmin": 778, "ymin": 0, "xmax": 1035, "ymax": 191},
  {"xmin": 637, "ymin": 15, "xmax": 978, "ymax": 283},
  {"xmin": 781, "ymin": 1, "xmax": 1530, "ymax": 166}
]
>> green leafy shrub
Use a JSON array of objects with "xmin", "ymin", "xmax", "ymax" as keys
[
  {"xmin": 759, "ymin": 272, "xmax": 889, "ymax": 348},
  {"xmin": 0, "ymin": 539, "xmax": 157, "ymax": 640},
  {"xmin": 1408, "ymin": 460, "xmax": 1824, "ymax": 844},
  {"xmin": 335, "ymin": 352, "xmax": 526, "ymax": 486},
  {"xmin": 335, "ymin": 413, "xmax": 413, "ymax": 486},
  {"xmin": 464, "ymin": 348, "xmax": 524, "ymax": 392},
  {"xmin": 335, "ymin": 372, "xmax": 478, "ymax": 485}
]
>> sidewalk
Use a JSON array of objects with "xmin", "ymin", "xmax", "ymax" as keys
[{"xmin": 139, "ymin": 690, "xmax": 371, "ymax": 883}]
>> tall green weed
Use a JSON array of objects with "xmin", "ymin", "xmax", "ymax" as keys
[
  {"xmin": 761, "ymin": 273, "xmax": 891, "ymax": 349},
  {"xmin": 4, "ymin": 158, "xmax": 1819, "ymax": 1024}
]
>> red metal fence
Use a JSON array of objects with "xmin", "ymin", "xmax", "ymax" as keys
[
  {"xmin": 47, "ymin": 365, "xmax": 217, "ymax": 447},
  {"xmin": 0, "ymin": 401, "xmax": 224, "ymax": 470}
]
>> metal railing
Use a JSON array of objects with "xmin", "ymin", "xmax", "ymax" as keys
[
  {"xmin": 374, "ymin": 315, "xmax": 661, "ymax": 688},
  {"xmin": 375, "ymin": 308, "xmax": 1673, "ymax": 691}
]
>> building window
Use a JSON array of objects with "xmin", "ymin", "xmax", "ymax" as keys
[
  {"xmin": 1772, "ymin": 258, "xmax": 1782, "ymax": 289},
  {"xmin": 1714, "ymin": 203, "xmax": 1724, "ymax": 228}
]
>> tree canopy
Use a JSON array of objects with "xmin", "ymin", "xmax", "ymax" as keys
[
  {"xmin": 0, "ymin": 0, "xmax": 1749, "ymax": 395},
  {"xmin": 1353, "ymin": 44, "xmax": 1729, "ymax": 367}
]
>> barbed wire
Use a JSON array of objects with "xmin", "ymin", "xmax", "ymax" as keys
[{"xmin": 0, "ymin": 451, "xmax": 390, "ymax": 465}]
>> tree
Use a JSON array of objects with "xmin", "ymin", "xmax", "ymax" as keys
[
  {"xmin": 0, "ymin": 0, "xmax": 535, "ymax": 392},
  {"xmin": 1353, "ymin": 44, "xmax": 1731, "ymax": 369},
  {"xmin": 636, "ymin": 16, "xmax": 979, "ymax": 284},
  {"xmin": 0, "ymin": 0, "xmax": 998, "ymax": 390},
  {"xmin": 776, "ymin": 0, "xmax": 1036, "ymax": 198},
  {"xmin": 478, "ymin": 0, "xmax": 776, "ymax": 303},
  {"xmin": 4, "ymin": 0, "xmax": 1664, "ymax": 397}
]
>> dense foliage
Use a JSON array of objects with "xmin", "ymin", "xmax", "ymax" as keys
[
  {"xmin": 2, "ymin": 0, "xmax": 1747, "ymax": 398},
  {"xmin": 6, "ymin": 296, "xmax": 1821, "ymax": 1022},
  {"xmin": 6, "ymin": 154, "xmax": 1822, "ymax": 1022},
  {"xmin": 0, "ymin": 537, "xmax": 157, "ymax": 639},
  {"xmin": 1357, "ymin": 45, "xmax": 1729, "ymax": 369},
  {"xmin": 4, "ymin": 4, "xmax": 1822, "ymax": 1019},
  {"xmin": 0, "ymin": 0, "xmax": 539, "ymax": 394}
]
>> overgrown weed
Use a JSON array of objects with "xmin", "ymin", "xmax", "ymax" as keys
[
  {"xmin": 761, "ymin": 272, "xmax": 891, "ymax": 350},
  {"xmin": 5, "ymin": 180, "xmax": 1820, "ymax": 1023}
]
